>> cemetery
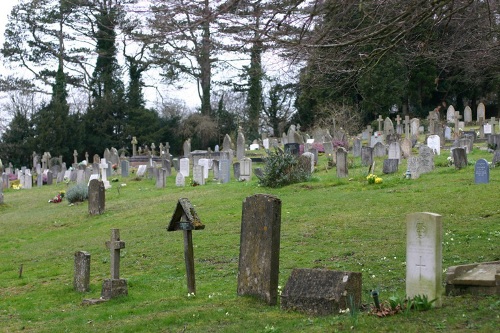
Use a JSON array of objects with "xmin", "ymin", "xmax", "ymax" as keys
[{"xmin": 0, "ymin": 115, "xmax": 499, "ymax": 332}]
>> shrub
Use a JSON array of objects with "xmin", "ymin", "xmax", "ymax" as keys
[
  {"xmin": 257, "ymin": 149, "xmax": 311, "ymax": 188},
  {"xmin": 66, "ymin": 184, "xmax": 88, "ymax": 203}
]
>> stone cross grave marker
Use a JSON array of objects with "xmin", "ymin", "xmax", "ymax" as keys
[
  {"xmin": 74, "ymin": 251, "xmax": 91, "ymax": 292},
  {"xmin": 406, "ymin": 212, "xmax": 443, "ymax": 307},
  {"xmin": 237, "ymin": 194, "xmax": 282, "ymax": 305},
  {"xmin": 73, "ymin": 150, "xmax": 78, "ymax": 165},
  {"xmin": 99, "ymin": 158, "xmax": 111, "ymax": 189},
  {"xmin": 131, "ymin": 136, "xmax": 138, "ymax": 156},
  {"xmin": 167, "ymin": 198, "xmax": 205, "ymax": 294},
  {"xmin": 237, "ymin": 128, "xmax": 245, "ymax": 161},
  {"xmin": 101, "ymin": 229, "xmax": 128, "ymax": 299},
  {"xmin": 474, "ymin": 158, "xmax": 489, "ymax": 184},
  {"xmin": 377, "ymin": 115, "xmax": 383, "ymax": 132}
]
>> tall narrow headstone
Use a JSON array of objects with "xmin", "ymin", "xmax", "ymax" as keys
[
  {"xmin": 237, "ymin": 128, "xmax": 245, "ymax": 161},
  {"xmin": 336, "ymin": 148, "xmax": 348, "ymax": 178},
  {"xmin": 74, "ymin": 251, "xmax": 91, "ymax": 292},
  {"xmin": 179, "ymin": 158, "xmax": 190, "ymax": 177},
  {"xmin": 121, "ymin": 160, "xmax": 129, "ymax": 177},
  {"xmin": 361, "ymin": 146, "xmax": 373, "ymax": 166},
  {"xmin": 446, "ymin": 105, "xmax": 455, "ymax": 123},
  {"xmin": 156, "ymin": 168, "xmax": 167, "ymax": 188},
  {"xmin": 193, "ymin": 165, "xmax": 205, "ymax": 185},
  {"xmin": 220, "ymin": 159, "xmax": 230, "ymax": 183},
  {"xmin": 406, "ymin": 212, "xmax": 443, "ymax": 307},
  {"xmin": 352, "ymin": 138, "xmax": 361, "ymax": 157},
  {"xmin": 88, "ymin": 179, "xmax": 105, "ymax": 215},
  {"xmin": 464, "ymin": 106, "xmax": 472, "ymax": 124},
  {"xmin": 240, "ymin": 158, "xmax": 252, "ymax": 181},
  {"xmin": 477, "ymin": 103, "xmax": 485, "ymax": 122},
  {"xmin": 474, "ymin": 159, "xmax": 489, "ymax": 184},
  {"xmin": 238, "ymin": 194, "xmax": 281, "ymax": 305}
]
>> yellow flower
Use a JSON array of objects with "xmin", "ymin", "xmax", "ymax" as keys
[{"xmin": 375, "ymin": 177, "xmax": 383, "ymax": 184}]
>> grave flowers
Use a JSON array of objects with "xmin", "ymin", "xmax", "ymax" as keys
[{"xmin": 366, "ymin": 174, "xmax": 383, "ymax": 184}]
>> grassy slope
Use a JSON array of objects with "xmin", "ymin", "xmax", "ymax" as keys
[{"xmin": 0, "ymin": 148, "xmax": 499, "ymax": 333}]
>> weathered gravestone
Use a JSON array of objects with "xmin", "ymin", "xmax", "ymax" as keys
[
  {"xmin": 101, "ymin": 229, "xmax": 128, "ymax": 299},
  {"xmin": 352, "ymin": 138, "xmax": 361, "ymax": 157},
  {"xmin": 477, "ymin": 102, "xmax": 486, "ymax": 122},
  {"xmin": 445, "ymin": 261, "xmax": 500, "ymax": 296},
  {"xmin": 46, "ymin": 170, "xmax": 53, "ymax": 185},
  {"xmin": 167, "ymin": 198, "xmax": 205, "ymax": 294},
  {"xmin": 284, "ymin": 143, "xmax": 300, "ymax": 156},
  {"xmin": 0, "ymin": 178, "xmax": 3, "ymax": 204},
  {"xmin": 388, "ymin": 142, "xmax": 401, "ymax": 163},
  {"xmin": 240, "ymin": 158, "xmax": 252, "ymax": 181},
  {"xmin": 237, "ymin": 128, "xmax": 245, "ymax": 161},
  {"xmin": 219, "ymin": 159, "xmax": 231, "ymax": 183},
  {"xmin": 237, "ymin": 194, "xmax": 281, "ymax": 305},
  {"xmin": 493, "ymin": 150, "xmax": 500, "ymax": 165},
  {"xmin": 383, "ymin": 159, "xmax": 399, "ymax": 174},
  {"xmin": 336, "ymin": 148, "xmax": 348, "ymax": 178},
  {"xmin": 179, "ymin": 158, "xmax": 190, "ymax": 177},
  {"xmin": 373, "ymin": 142, "xmax": 387, "ymax": 158},
  {"xmin": 183, "ymin": 139, "xmax": 191, "ymax": 158},
  {"xmin": 88, "ymin": 179, "xmax": 105, "ymax": 215},
  {"xmin": 198, "ymin": 158, "xmax": 210, "ymax": 180},
  {"xmin": 280, "ymin": 269, "xmax": 362, "ymax": 316},
  {"xmin": 298, "ymin": 152, "xmax": 314, "ymax": 175},
  {"xmin": 76, "ymin": 170, "xmax": 85, "ymax": 185},
  {"xmin": 361, "ymin": 146, "xmax": 373, "ymax": 166},
  {"xmin": 233, "ymin": 162, "xmax": 241, "ymax": 180},
  {"xmin": 175, "ymin": 172, "xmax": 185, "ymax": 187},
  {"xmin": 406, "ymin": 212, "xmax": 443, "ymax": 307},
  {"xmin": 121, "ymin": 160, "xmax": 129, "ymax": 177},
  {"xmin": 474, "ymin": 159, "xmax": 489, "ymax": 184},
  {"xmin": 384, "ymin": 117, "xmax": 394, "ymax": 136},
  {"xmin": 446, "ymin": 105, "xmax": 456, "ymax": 123},
  {"xmin": 74, "ymin": 251, "xmax": 91, "ymax": 292},
  {"xmin": 444, "ymin": 126, "xmax": 452, "ymax": 140},
  {"xmin": 451, "ymin": 147, "xmax": 468, "ymax": 169},
  {"xmin": 193, "ymin": 165, "xmax": 205, "ymax": 185},
  {"xmin": 400, "ymin": 138, "xmax": 412, "ymax": 158},
  {"xmin": 156, "ymin": 168, "xmax": 167, "ymax": 188}
]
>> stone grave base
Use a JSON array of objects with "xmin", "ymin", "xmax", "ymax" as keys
[
  {"xmin": 446, "ymin": 261, "xmax": 500, "ymax": 296},
  {"xmin": 280, "ymin": 269, "xmax": 362, "ymax": 316},
  {"xmin": 101, "ymin": 279, "xmax": 128, "ymax": 299}
]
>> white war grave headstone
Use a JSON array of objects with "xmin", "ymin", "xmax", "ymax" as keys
[
  {"xmin": 446, "ymin": 105, "xmax": 455, "ymax": 123},
  {"xmin": 179, "ymin": 158, "xmax": 190, "ymax": 177},
  {"xmin": 406, "ymin": 212, "xmax": 443, "ymax": 307},
  {"xmin": 427, "ymin": 135, "xmax": 441, "ymax": 155}
]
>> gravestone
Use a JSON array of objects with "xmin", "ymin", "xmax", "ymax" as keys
[
  {"xmin": 233, "ymin": 162, "xmax": 241, "ymax": 179},
  {"xmin": 445, "ymin": 261, "xmax": 500, "ymax": 296},
  {"xmin": 352, "ymin": 138, "xmax": 361, "ymax": 157},
  {"xmin": 400, "ymin": 138, "xmax": 412, "ymax": 158},
  {"xmin": 46, "ymin": 170, "xmax": 53, "ymax": 185},
  {"xmin": 477, "ymin": 102, "xmax": 485, "ymax": 122},
  {"xmin": 383, "ymin": 159, "xmax": 399, "ymax": 174},
  {"xmin": 240, "ymin": 158, "xmax": 252, "ymax": 181},
  {"xmin": 407, "ymin": 156, "xmax": 422, "ymax": 179},
  {"xmin": 406, "ymin": 212, "xmax": 443, "ymax": 307},
  {"xmin": 298, "ymin": 152, "xmax": 314, "ymax": 175},
  {"xmin": 254, "ymin": 167, "xmax": 263, "ymax": 178},
  {"xmin": 444, "ymin": 126, "xmax": 452, "ymax": 140},
  {"xmin": 284, "ymin": 143, "xmax": 300, "ymax": 156},
  {"xmin": 136, "ymin": 165, "xmax": 147, "ymax": 177},
  {"xmin": 175, "ymin": 172, "xmax": 185, "ymax": 187},
  {"xmin": 361, "ymin": 147, "xmax": 373, "ymax": 166},
  {"xmin": 474, "ymin": 159, "xmax": 489, "ymax": 184},
  {"xmin": 193, "ymin": 165, "xmax": 205, "ymax": 185},
  {"xmin": 198, "ymin": 158, "xmax": 210, "ymax": 179},
  {"xmin": 452, "ymin": 147, "xmax": 467, "ymax": 169},
  {"xmin": 0, "ymin": 178, "xmax": 3, "ymax": 204},
  {"xmin": 101, "ymin": 229, "xmax": 128, "ymax": 299},
  {"xmin": 99, "ymin": 158, "xmax": 111, "ymax": 189},
  {"xmin": 280, "ymin": 269, "xmax": 362, "ymax": 316},
  {"xmin": 238, "ymin": 194, "xmax": 282, "ymax": 305},
  {"xmin": 222, "ymin": 134, "xmax": 233, "ymax": 152},
  {"xmin": 373, "ymin": 142, "xmax": 387, "ymax": 158},
  {"xmin": 336, "ymin": 148, "xmax": 348, "ymax": 178},
  {"xmin": 287, "ymin": 125, "xmax": 297, "ymax": 144},
  {"xmin": 383, "ymin": 117, "xmax": 394, "ymax": 136},
  {"xmin": 492, "ymin": 151, "xmax": 500, "ymax": 165},
  {"xmin": 237, "ymin": 128, "xmax": 245, "ymax": 161},
  {"xmin": 88, "ymin": 179, "xmax": 105, "ymax": 215},
  {"xmin": 370, "ymin": 133, "xmax": 384, "ymax": 148},
  {"xmin": 418, "ymin": 145, "xmax": 435, "ymax": 174},
  {"xmin": 212, "ymin": 160, "xmax": 220, "ymax": 180},
  {"xmin": 410, "ymin": 118, "xmax": 420, "ymax": 137},
  {"xmin": 121, "ymin": 160, "xmax": 129, "ymax": 177},
  {"xmin": 179, "ymin": 158, "xmax": 190, "ymax": 177},
  {"xmin": 23, "ymin": 171, "xmax": 32, "ymax": 189},
  {"xmin": 183, "ymin": 139, "xmax": 191, "ymax": 158},
  {"xmin": 76, "ymin": 170, "xmax": 85, "ymax": 185},
  {"xmin": 74, "ymin": 251, "xmax": 91, "ymax": 292},
  {"xmin": 484, "ymin": 123, "xmax": 492, "ymax": 135},
  {"xmin": 427, "ymin": 135, "xmax": 440, "ymax": 155},
  {"xmin": 219, "ymin": 159, "xmax": 230, "ymax": 183},
  {"xmin": 464, "ymin": 106, "xmax": 472, "ymax": 123},
  {"xmin": 156, "ymin": 168, "xmax": 167, "ymax": 188},
  {"xmin": 388, "ymin": 142, "xmax": 401, "ymax": 163},
  {"xmin": 446, "ymin": 105, "xmax": 455, "ymax": 123}
]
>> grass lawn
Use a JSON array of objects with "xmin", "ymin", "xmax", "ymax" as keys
[{"xmin": 0, "ymin": 145, "xmax": 499, "ymax": 332}]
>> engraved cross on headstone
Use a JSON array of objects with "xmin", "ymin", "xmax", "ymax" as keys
[
  {"xmin": 404, "ymin": 115, "xmax": 410, "ymax": 138},
  {"xmin": 377, "ymin": 115, "xmax": 383, "ymax": 132},
  {"xmin": 416, "ymin": 255, "xmax": 426, "ymax": 280},
  {"xmin": 105, "ymin": 229, "xmax": 125, "ymax": 280}
]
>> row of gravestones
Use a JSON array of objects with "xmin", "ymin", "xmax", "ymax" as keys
[{"xmin": 75, "ymin": 194, "xmax": 453, "ymax": 315}]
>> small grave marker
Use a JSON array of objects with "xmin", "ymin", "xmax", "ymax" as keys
[
  {"xmin": 167, "ymin": 198, "xmax": 205, "ymax": 294},
  {"xmin": 74, "ymin": 251, "xmax": 91, "ymax": 292},
  {"xmin": 88, "ymin": 179, "xmax": 105, "ymax": 215},
  {"xmin": 101, "ymin": 229, "xmax": 128, "ymax": 299}
]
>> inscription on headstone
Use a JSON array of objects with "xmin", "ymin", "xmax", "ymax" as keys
[{"xmin": 474, "ymin": 159, "xmax": 489, "ymax": 184}]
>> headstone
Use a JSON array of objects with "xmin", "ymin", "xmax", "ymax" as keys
[
  {"xmin": 76, "ymin": 169, "xmax": 85, "ymax": 185},
  {"xmin": 383, "ymin": 117, "xmax": 394, "ymax": 136},
  {"xmin": 136, "ymin": 165, "xmax": 147, "ymax": 177},
  {"xmin": 410, "ymin": 118, "xmax": 420, "ymax": 137},
  {"xmin": 99, "ymin": 158, "xmax": 111, "ymax": 189},
  {"xmin": 23, "ymin": 171, "xmax": 32, "ymax": 189},
  {"xmin": 219, "ymin": 159, "xmax": 230, "ymax": 183},
  {"xmin": 477, "ymin": 102, "xmax": 485, "ymax": 122},
  {"xmin": 156, "ymin": 168, "xmax": 167, "ymax": 188},
  {"xmin": 474, "ymin": 159, "xmax": 489, "ymax": 184},
  {"xmin": 446, "ymin": 105, "xmax": 455, "ymax": 123},
  {"xmin": 427, "ymin": 135, "xmax": 440, "ymax": 155},
  {"xmin": 336, "ymin": 148, "xmax": 348, "ymax": 178},
  {"xmin": 445, "ymin": 261, "xmax": 500, "ymax": 296},
  {"xmin": 383, "ymin": 159, "xmax": 399, "ymax": 174},
  {"xmin": 183, "ymin": 139, "xmax": 191, "ymax": 158},
  {"xmin": 263, "ymin": 138, "xmax": 269, "ymax": 150},
  {"xmin": 175, "ymin": 172, "xmax": 185, "ymax": 187},
  {"xmin": 198, "ymin": 158, "xmax": 210, "ymax": 179},
  {"xmin": 284, "ymin": 143, "xmax": 300, "ymax": 156},
  {"xmin": 388, "ymin": 142, "xmax": 401, "ymax": 162},
  {"xmin": 237, "ymin": 194, "xmax": 281, "ymax": 305},
  {"xmin": 370, "ymin": 133, "xmax": 384, "ymax": 148},
  {"xmin": 444, "ymin": 126, "xmax": 452, "ymax": 140},
  {"xmin": 121, "ymin": 160, "xmax": 129, "ymax": 177},
  {"xmin": 88, "ymin": 179, "xmax": 105, "ymax": 215},
  {"xmin": 287, "ymin": 125, "xmax": 297, "ymax": 144},
  {"xmin": 233, "ymin": 162, "xmax": 241, "ymax": 179},
  {"xmin": 406, "ymin": 212, "xmax": 443, "ymax": 307},
  {"xmin": 352, "ymin": 138, "xmax": 361, "ymax": 157},
  {"xmin": 418, "ymin": 145, "xmax": 435, "ymax": 174},
  {"xmin": 298, "ymin": 152, "xmax": 314, "ymax": 175},
  {"xmin": 46, "ymin": 170, "xmax": 53, "ymax": 185},
  {"xmin": 101, "ymin": 229, "xmax": 128, "ymax": 299},
  {"xmin": 192, "ymin": 165, "xmax": 205, "ymax": 185},
  {"xmin": 74, "ymin": 251, "xmax": 91, "ymax": 292},
  {"xmin": 372, "ymin": 142, "xmax": 386, "ymax": 158},
  {"xmin": 400, "ymin": 138, "xmax": 412, "ymax": 158},
  {"xmin": 452, "ymin": 147, "xmax": 467, "ymax": 169},
  {"xmin": 464, "ymin": 106, "xmax": 472, "ymax": 123},
  {"xmin": 361, "ymin": 147, "xmax": 373, "ymax": 166},
  {"xmin": 179, "ymin": 158, "xmax": 190, "ymax": 177},
  {"xmin": 240, "ymin": 158, "xmax": 252, "ymax": 181},
  {"xmin": 484, "ymin": 123, "xmax": 492, "ymax": 135},
  {"xmin": 492, "ymin": 150, "xmax": 500, "ymax": 165},
  {"xmin": 323, "ymin": 140, "xmax": 334, "ymax": 159},
  {"xmin": 280, "ymin": 269, "xmax": 362, "ymax": 316},
  {"xmin": 237, "ymin": 128, "xmax": 245, "ymax": 161},
  {"xmin": 212, "ymin": 160, "xmax": 220, "ymax": 180},
  {"xmin": 222, "ymin": 134, "xmax": 233, "ymax": 152},
  {"xmin": 377, "ymin": 115, "xmax": 383, "ymax": 132}
]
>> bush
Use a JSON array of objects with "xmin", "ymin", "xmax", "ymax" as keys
[
  {"xmin": 257, "ymin": 149, "xmax": 311, "ymax": 188},
  {"xmin": 66, "ymin": 184, "xmax": 88, "ymax": 203}
]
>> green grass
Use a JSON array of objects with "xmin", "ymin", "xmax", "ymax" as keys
[{"xmin": 0, "ymin": 147, "xmax": 499, "ymax": 332}]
